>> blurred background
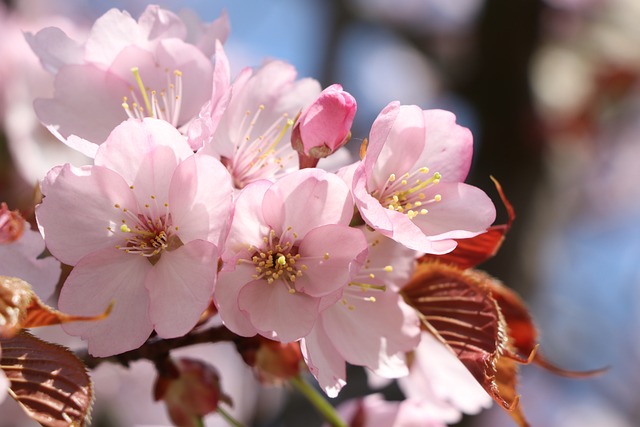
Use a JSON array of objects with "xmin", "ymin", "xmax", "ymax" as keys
[{"xmin": 1, "ymin": 0, "xmax": 639, "ymax": 426}]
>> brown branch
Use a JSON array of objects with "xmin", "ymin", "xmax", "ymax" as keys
[{"xmin": 78, "ymin": 325, "xmax": 245, "ymax": 369}]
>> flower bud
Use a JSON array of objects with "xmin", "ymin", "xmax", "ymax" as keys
[
  {"xmin": 154, "ymin": 358, "xmax": 232, "ymax": 427},
  {"xmin": 0, "ymin": 203, "xmax": 25, "ymax": 244},
  {"xmin": 292, "ymin": 84, "xmax": 356, "ymax": 167}
]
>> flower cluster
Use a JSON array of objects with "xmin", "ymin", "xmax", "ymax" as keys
[{"xmin": 1, "ymin": 4, "xmax": 579, "ymax": 427}]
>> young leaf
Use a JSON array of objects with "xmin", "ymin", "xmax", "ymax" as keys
[
  {"xmin": 0, "ymin": 331, "xmax": 93, "ymax": 427},
  {"xmin": 401, "ymin": 262, "xmax": 528, "ymax": 425}
]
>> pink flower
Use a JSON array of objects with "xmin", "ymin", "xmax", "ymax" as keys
[
  {"xmin": 36, "ymin": 118, "xmax": 234, "ymax": 356},
  {"xmin": 199, "ymin": 60, "xmax": 321, "ymax": 188},
  {"xmin": 291, "ymin": 84, "xmax": 356, "ymax": 168},
  {"xmin": 0, "ymin": 203, "xmax": 61, "ymax": 302},
  {"xmin": 397, "ymin": 332, "xmax": 492, "ymax": 423},
  {"xmin": 352, "ymin": 102, "xmax": 496, "ymax": 254},
  {"xmin": 27, "ymin": 5, "xmax": 230, "ymax": 152},
  {"xmin": 214, "ymin": 168, "xmax": 368, "ymax": 342},
  {"xmin": 301, "ymin": 229, "xmax": 420, "ymax": 397},
  {"xmin": 327, "ymin": 394, "xmax": 447, "ymax": 427}
]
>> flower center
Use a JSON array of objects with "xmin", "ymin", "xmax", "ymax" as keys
[
  {"xmin": 111, "ymin": 193, "xmax": 181, "ymax": 264},
  {"xmin": 122, "ymin": 67, "xmax": 184, "ymax": 127},
  {"xmin": 221, "ymin": 105, "xmax": 295, "ymax": 188},
  {"xmin": 375, "ymin": 167, "xmax": 442, "ymax": 220}
]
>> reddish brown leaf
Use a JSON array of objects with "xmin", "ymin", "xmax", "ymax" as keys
[
  {"xmin": 419, "ymin": 176, "xmax": 515, "ymax": 269},
  {"xmin": 0, "ymin": 331, "xmax": 93, "ymax": 427},
  {"xmin": 0, "ymin": 276, "xmax": 112, "ymax": 338},
  {"xmin": 401, "ymin": 262, "xmax": 517, "ymax": 413}
]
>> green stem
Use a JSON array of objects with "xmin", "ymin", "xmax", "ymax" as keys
[
  {"xmin": 290, "ymin": 375, "xmax": 347, "ymax": 427},
  {"xmin": 217, "ymin": 405, "xmax": 245, "ymax": 427}
]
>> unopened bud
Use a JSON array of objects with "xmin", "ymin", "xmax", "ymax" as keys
[{"xmin": 292, "ymin": 84, "xmax": 356, "ymax": 168}]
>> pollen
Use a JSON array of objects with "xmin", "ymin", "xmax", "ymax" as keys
[{"xmin": 376, "ymin": 167, "xmax": 443, "ymax": 220}]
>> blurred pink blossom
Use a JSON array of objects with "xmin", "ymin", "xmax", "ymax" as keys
[{"xmin": 0, "ymin": 203, "xmax": 60, "ymax": 302}]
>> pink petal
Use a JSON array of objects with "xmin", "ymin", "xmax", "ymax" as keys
[
  {"xmin": 59, "ymin": 248, "xmax": 154, "ymax": 357},
  {"xmin": 399, "ymin": 332, "xmax": 492, "ymax": 418},
  {"xmin": 300, "ymin": 326, "xmax": 346, "ymax": 398},
  {"xmin": 262, "ymin": 169, "xmax": 353, "ymax": 238},
  {"xmin": 169, "ymin": 153, "xmax": 233, "ymax": 248},
  {"xmin": 412, "ymin": 182, "xmax": 496, "ymax": 240},
  {"xmin": 370, "ymin": 104, "xmax": 427, "ymax": 189},
  {"xmin": 352, "ymin": 163, "xmax": 394, "ymax": 234},
  {"xmin": 145, "ymin": 240, "xmax": 218, "ymax": 338},
  {"xmin": 0, "ymin": 227, "xmax": 61, "ymax": 302},
  {"xmin": 214, "ymin": 266, "xmax": 259, "ymax": 337},
  {"xmin": 138, "ymin": 5, "xmax": 187, "ymax": 42},
  {"xmin": 84, "ymin": 8, "xmax": 144, "ymax": 67},
  {"xmin": 95, "ymin": 118, "xmax": 192, "ymax": 184},
  {"xmin": 414, "ymin": 109, "xmax": 473, "ymax": 183},
  {"xmin": 36, "ymin": 164, "xmax": 137, "ymax": 266},
  {"xmin": 295, "ymin": 224, "xmax": 368, "ymax": 297},
  {"xmin": 187, "ymin": 41, "xmax": 231, "ymax": 151},
  {"xmin": 238, "ymin": 280, "xmax": 319, "ymax": 342},
  {"xmin": 24, "ymin": 27, "xmax": 83, "ymax": 74},
  {"xmin": 320, "ymin": 289, "xmax": 419, "ymax": 370},
  {"xmin": 34, "ymin": 64, "xmax": 130, "ymax": 143},
  {"xmin": 131, "ymin": 145, "xmax": 179, "ymax": 209},
  {"xmin": 363, "ymin": 101, "xmax": 401, "ymax": 173},
  {"xmin": 190, "ymin": 10, "xmax": 230, "ymax": 57},
  {"xmin": 222, "ymin": 180, "xmax": 271, "ymax": 257}
]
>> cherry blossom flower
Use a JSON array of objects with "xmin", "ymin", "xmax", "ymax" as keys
[
  {"xmin": 199, "ymin": 60, "xmax": 321, "ymax": 188},
  {"xmin": 352, "ymin": 102, "xmax": 496, "ymax": 254},
  {"xmin": 0, "ymin": 6, "xmax": 91, "ymax": 184},
  {"xmin": 36, "ymin": 118, "xmax": 234, "ymax": 356},
  {"xmin": 327, "ymin": 393, "xmax": 447, "ymax": 427},
  {"xmin": 0, "ymin": 203, "xmax": 61, "ymax": 302},
  {"xmin": 27, "ymin": 5, "xmax": 230, "ymax": 153},
  {"xmin": 301, "ymin": 229, "xmax": 420, "ymax": 397},
  {"xmin": 397, "ymin": 332, "xmax": 492, "ymax": 423},
  {"xmin": 214, "ymin": 168, "xmax": 368, "ymax": 342}
]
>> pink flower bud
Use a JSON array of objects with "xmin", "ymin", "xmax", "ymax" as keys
[
  {"xmin": 292, "ymin": 84, "xmax": 356, "ymax": 164},
  {"xmin": 0, "ymin": 203, "xmax": 25, "ymax": 244},
  {"xmin": 154, "ymin": 358, "xmax": 232, "ymax": 427}
]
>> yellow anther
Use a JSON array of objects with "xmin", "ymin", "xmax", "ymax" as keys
[
  {"xmin": 384, "ymin": 265, "xmax": 393, "ymax": 272},
  {"xmin": 120, "ymin": 224, "xmax": 132, "ymax": 233},
  {"xmin": 131, "ymin": 67, "xmax": 153, "ymax": 116},
  {"xmin": 434, "ymin": 194, "xmax": 442, "ymax": 202}
]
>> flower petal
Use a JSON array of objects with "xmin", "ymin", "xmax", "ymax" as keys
[
  {"xmin": 215, "ymin": 266, "xmax": 259, "ymax": 337},
  {"xmin": 412, "ymin": 182, "xmax": 496, "ymax": 240},
  {"xmin": 222, "ymin": 180, "xmax": 271, "ymax": 257},
  {"xmin": 59, "ymin": 248, "xmax": 153, "ymax": 356},
  {"xmin": 300, "ymin": 326, "xmax": 346, "ymax": 398},
  {"xmin": 84, "ymin": 8, "xmax": 144, "ymax": 67},
  {"xmin": 34, "ymin": 64, "xmax": 129, "ymax": 143},
  {"xmin": 24, "ymin": 27, "xmax": 83, "ymax": 74},
  {"xmin": 238, "ymin": 280, "xmax": 319, "ymax": 342},
  {"xmin": 295, "ymin": 224, "xmax": 367, "ymax": 297},
  {"xmin": 169, "ymin": 153, "xmax": 233, "ymax": 248},
  {"xmin": 146, "ymin": 240, "xmax": 218, "ymax": 338},
  {"xmin": 262, "ymin": 169, "xmax": 353, "ymax": 238},
  {"xmin": 37, "ymin": 164, "xmax": 137, "ymax": 266},
  {"xmin": 95, "ymin": 118, "xmax": 193, "ymax": 184}
]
